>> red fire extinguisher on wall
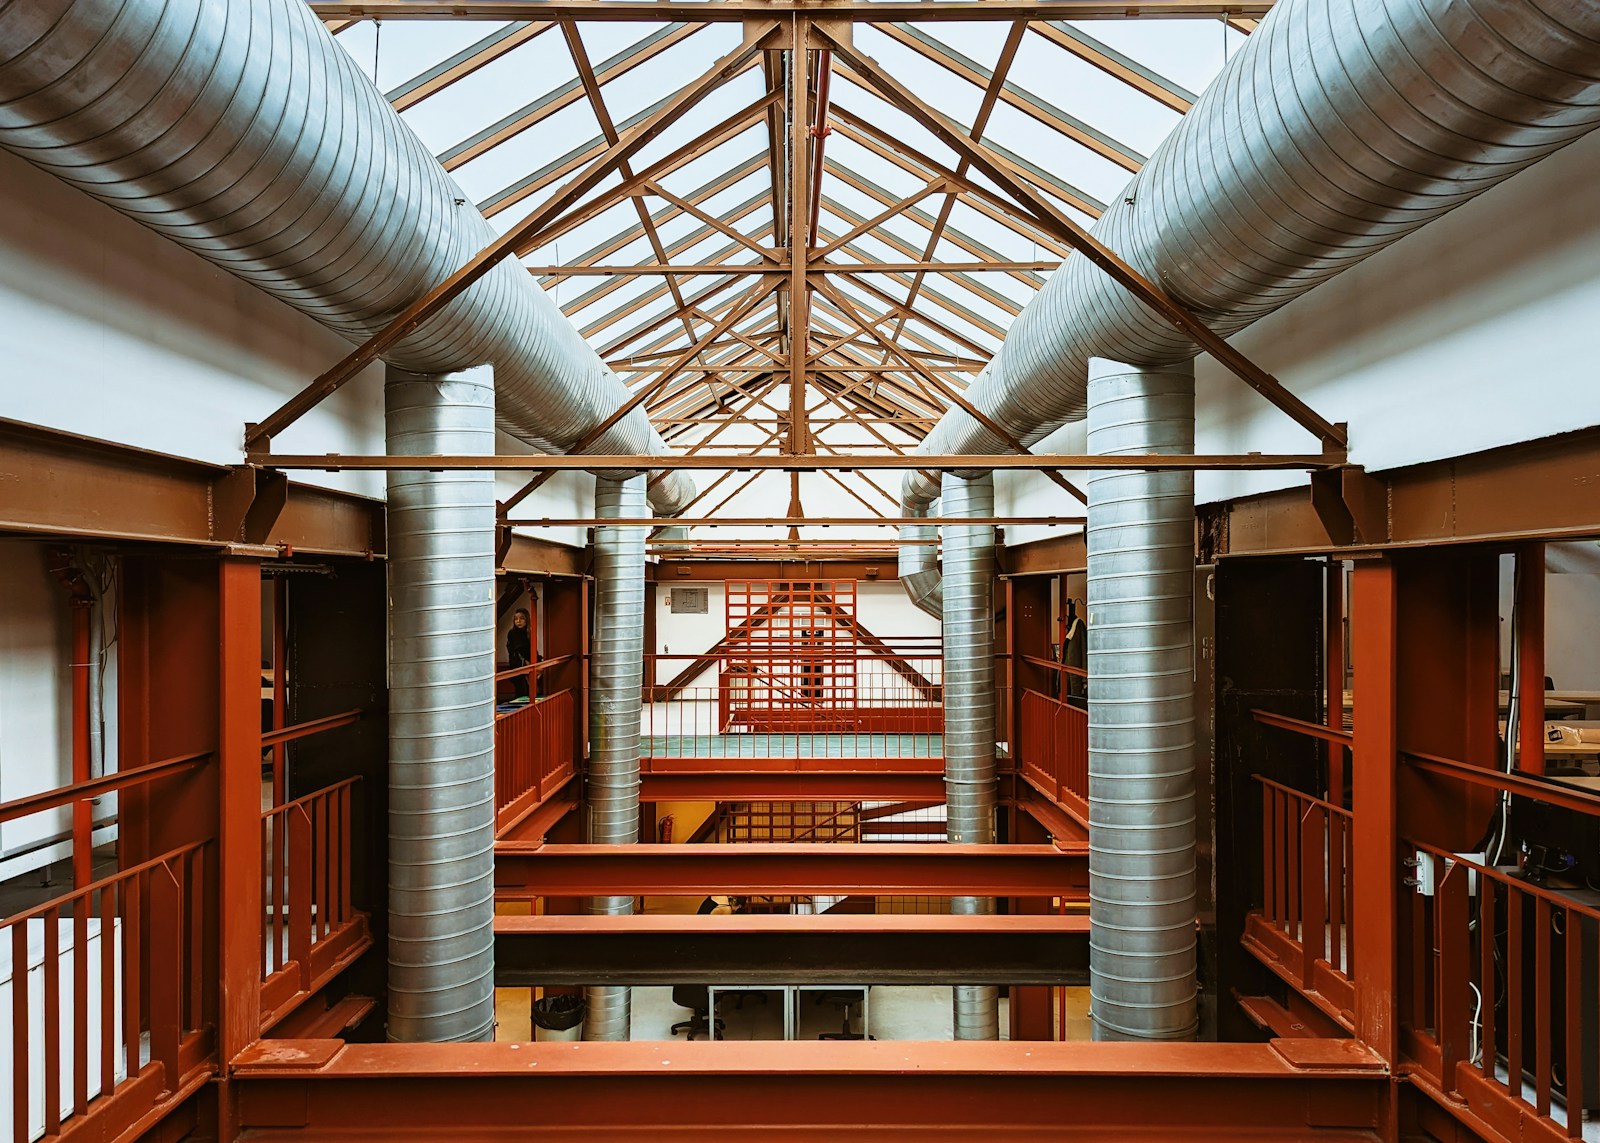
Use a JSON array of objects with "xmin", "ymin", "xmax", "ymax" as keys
[{"xmin": 658, "ymin": 815, "xmax": 674, "ymax": 844}]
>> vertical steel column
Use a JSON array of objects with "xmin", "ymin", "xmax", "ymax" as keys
[
  {"xmin": 586, "ymin": 473, "xmax": 647, "ymax": 1041},
  {"xmin": 1085, "ymin": 358, "xmax": 1198, "ymax": 1042},
  {"xmin": 942, "ymin": 472, "xmax": 999, "ymax": 1040},
  {"xmin": 386, "ymin": 366, "xmax": 498, "ymax": 1043},
  {"xmin": 218, "ymin": 558, "xmax": 265, "ymax": 1067},
  {"xmin": 1515, "ymin": 544, "xmax": 1547, "ymax": 776},
  {"xmin": 1351, "ymin": 559, "xmax": 1400, "ymax": 1067}
]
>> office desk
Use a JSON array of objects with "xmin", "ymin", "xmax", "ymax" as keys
[
  {"xmin": 1501, "ymin": 721, "xmax": 1600, "ymax": 763},
  {"xmin": 1550, "ymin": 691, "xmax": 1600, "ymax": 719},
  {"xmin": 707, "ymin": 983, "xmax": 869, "ymax": 1041}
]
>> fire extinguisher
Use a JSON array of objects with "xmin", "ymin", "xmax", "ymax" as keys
[{"xmin": 658, "ymin": 815, "xmax": 674, "ymax": 844}]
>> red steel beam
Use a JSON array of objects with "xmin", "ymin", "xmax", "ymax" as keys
[
  {"xmin": 639, "ymin": 769, "xmax": 946, "ymax": 802},
  {"xmin": 493, "ymin": 842, "xmax": 1087, "ymax": 897},
  {"xmin": 494, "ymin": 913, "xmax": 1090, "ymax": 936},
  {"xmin": 231, "ymin": 1039, "xmax": 1385, "ymax": 1139}
]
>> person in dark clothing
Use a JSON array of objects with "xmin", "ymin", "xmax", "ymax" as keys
[{"xmin": 507, "ymin": 607, "xmax": 532, "ymax": 701}]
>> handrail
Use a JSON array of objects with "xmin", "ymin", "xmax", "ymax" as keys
[
  {"xmin": 0, "ymin": 840, "xmax": 208, "ymax": 927},
  {"xmin": 0, "ymin": 751, "xmax": 209, "ymax": 827},
  {"xmin": 1411, "ymin": 840, "xmax": 1600, "ymax": 923},
  {"xmin": 260, "ymin": 709, "xmax": 363, "ymax": 748},
  {"xmin": 1253, "ymin": 774, "xmax": 1353, "ymax": 819},
  {"xmin": 495, "ymin": 657, "xmax": 574, "ymax": 684},
  {"xmin": 495, "ymin": 685, "xmax": 574, "ymax": 720},
  {"xmin": 1019, "ymin": 653, "xmax": 1088, "ymax": 679},
  {"xmin": 1251, "ymin": 709, "xmax": 1352, "ymax": 745},
  {"xmin": 262, "ymin": 775, "xmax": 363, "ymax": 822},
  {"xmin": 1403, "ymin": 749, "xmax": 1600, "ymax": 819}
]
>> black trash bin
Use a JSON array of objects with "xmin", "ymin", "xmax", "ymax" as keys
[{"xmin": 531, "ymin": 993, "xmax": 584, "ymax": 1042}]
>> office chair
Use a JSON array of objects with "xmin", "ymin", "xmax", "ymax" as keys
[
  {"xmin": 813, "ymin": 988, "xmax": 871, "ymax": 1040},
  {"xmin": 670, "ymin": 984, "xmax": 725, "ymax": 1041}
]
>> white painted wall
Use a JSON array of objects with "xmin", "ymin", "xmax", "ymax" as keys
[
  {"xmin": 0, "ymin": 146, "xmax": 596, "ymax": 883},
  {"xmin": 0, "ymin": 543, "xmax": 117, "ymax": 882},
  {"xmin": 995, "ymin": 126, "xmax": 1600, "ymax": 532},
  {"xmin": 0, "ymin": 149, "xmax": 389, "ymax": 501}
]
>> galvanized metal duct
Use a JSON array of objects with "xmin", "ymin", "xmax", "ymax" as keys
[
  {"xmin": 899, "ymin": 503, "xmax": 943, "ymax": 620},
  {"xmin": 1084, "ymin": 359, "xmax": 1197, "ymax": 1042},
  {"xmin": 0, "ymin": 0, "xmax": 695, "ymax": 516},
  {"xmin": 900, "ymin": 0, "xmax": 1600, "ymax": 515},
  {"xmin": 585, "ymin": 473, "xmax": 647, "ymax": 1042},
  {"xmin": 941, "ymin": 473, "xmax": 999, "ymax": 1040},
  {"xmin": 385, "ymin": 367, "xmax": 498, "ymax": 1044}
]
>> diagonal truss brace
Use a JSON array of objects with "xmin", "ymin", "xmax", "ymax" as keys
[
  {"xmin": 243, "ymin": 20, "xmax": 784, "ymax": 452},
  {"xmin": 812, "ymin": 24, "xmax": 1348, "ymax": 453}
]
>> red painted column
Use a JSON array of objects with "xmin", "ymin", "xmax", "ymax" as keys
[
  {"xmin": 1350, "ymin": 559, "xmax": 1399, "ymax": 1073},
  {"xmin": 69, "ymin": 597, "xmax": 93, "ymax": 887},
  {"xmin": 1515, "ymin": 543, "xmax": 1546, "ymax": 776},
  {"xmin": 217, "ymin": 558, "xmax": 263, "ymax": 1061},
  {"xmin": 1325, "ymin": 560, "xmax": 1345, "ymax": 808}
]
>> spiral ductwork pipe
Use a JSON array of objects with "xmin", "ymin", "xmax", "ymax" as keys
[
  {"xmin": 941, "ymin": 473, "xmax": 999, "ymax": 1040},
  {"xmin": 1085, "ymin": 359, "xmax": 1197, "ymax": 1042},
  {"xmin": 900, "ymin": 0, "xmax": 1600, "ymax": 515},
  {"xmin": 899, "ymin": 502, "xmax": 943, "ymax": 619},
  {"xmin": 585, "ymin": 473, "xmax": 647, "ymax": 1041},
  {"xmin": 0, "ymin": 0, "xmax": 695, "ymax": 516},
  {"xmin": 385, "ymin": 367, "xmax": 498, "ymax": 1043}
]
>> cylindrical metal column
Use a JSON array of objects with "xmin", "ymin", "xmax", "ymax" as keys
[
  {"xmin": 385, "ymin": 366, "xmax": 498, "ymax": 1043},
  {"xmin": 585, "ymin": 473, "xmax": 647, "ymax": 1041},
  {"xmin": 941, "ymin": 472, "xmax": 999, "ymax": 1040},
  {"xmin": 1085, "ymin": 358, "xmax": 1197, "ymax": 1043}
]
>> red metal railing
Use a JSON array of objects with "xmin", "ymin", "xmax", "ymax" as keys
[
  {"xmin": 493, "ymin": 688, "xmax": 576, "ymax": 832},
  {"xmin": 4, "ymin": 842, "xmax": 208, "ymax": 1142},
  {"xmin": 1248, "ymin": 776, "xmax": 1355, "ymax": 1024},
  {"xmin": 260, "ymin": 778, "xmax": 362, "ymax": 1023},
  {"xmin": 643, "ymin": 681, "xmax": 943, "ymax": 764},
  {"xmin": 1017, "ymin": 688, "xmax": 1089, "ymax": 813},
  {"xmin": 1405, "ymin": 843, "xmax": 1598, "ymax": 1138}
]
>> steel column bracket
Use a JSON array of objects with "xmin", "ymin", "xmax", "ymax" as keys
[
  {"xmin": 214, "ymin": 465, "xmax": 290, "ymax": 545},
  {"xmin": 1309, "ymin": 465, "xmax": 1387, "ymax": 547}
]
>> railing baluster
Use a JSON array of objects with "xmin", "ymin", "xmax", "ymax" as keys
[
  {"xmin": 1535, "ymin": 896, "xmax": 1553, "ymax": 1117},
  {"xmin": 148, "ymin": 867, "xmax": 182, "ymax": 1093},
  {"xmin": 188, "ymin": 849, "xmax": 204, "ymax": 1028},
  {"xmin": 100, "ymin": 883, "xmax": 117, "ymax": 1097},
  {"xmin": 339, "ymin": 783, "xmax": 353, "ymax": 926},
  {"xmin": 1327, "ymin": 812, "xmax": 1344, "ymax": 974},
  {"xmin": 74, "ymin": 892, "xmax": 90, "ymax": 1117},
  {"xmin": 1479, "ymin": 878, "xmax": 1496, "ymax": 1082},
  {"xmin": 290, "ymin": 806, "xmax": 314, "ymax": 990},
  {"xmin": 1436, "ymin": 861, "xmax": 1470, "ymax": 1092},
  {"xmin": 318, "ymin": 792, "xmax": 333, "ymax": 939},
  {"xmin": 122, "ymin": 875, "xmax": 142, "ymax": 1086},
  {"xmin": 14, "ymin": 921, "xmax": 31, "ymax": 1143},
  {"xmin": 43, "ymin": 905, "xmax": 62, "ymax": 1135},
  {"xmin": 1566, "ymin": 906, "xmax": 1584, "ymax": 1138},
  {"xmin": 1300, "ymin": 806, "xmax": 1325, "ymax": 986},
  {"xmin": 1507, "ymin": 887, "xmax": 1523, "ymax": 1102}
]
